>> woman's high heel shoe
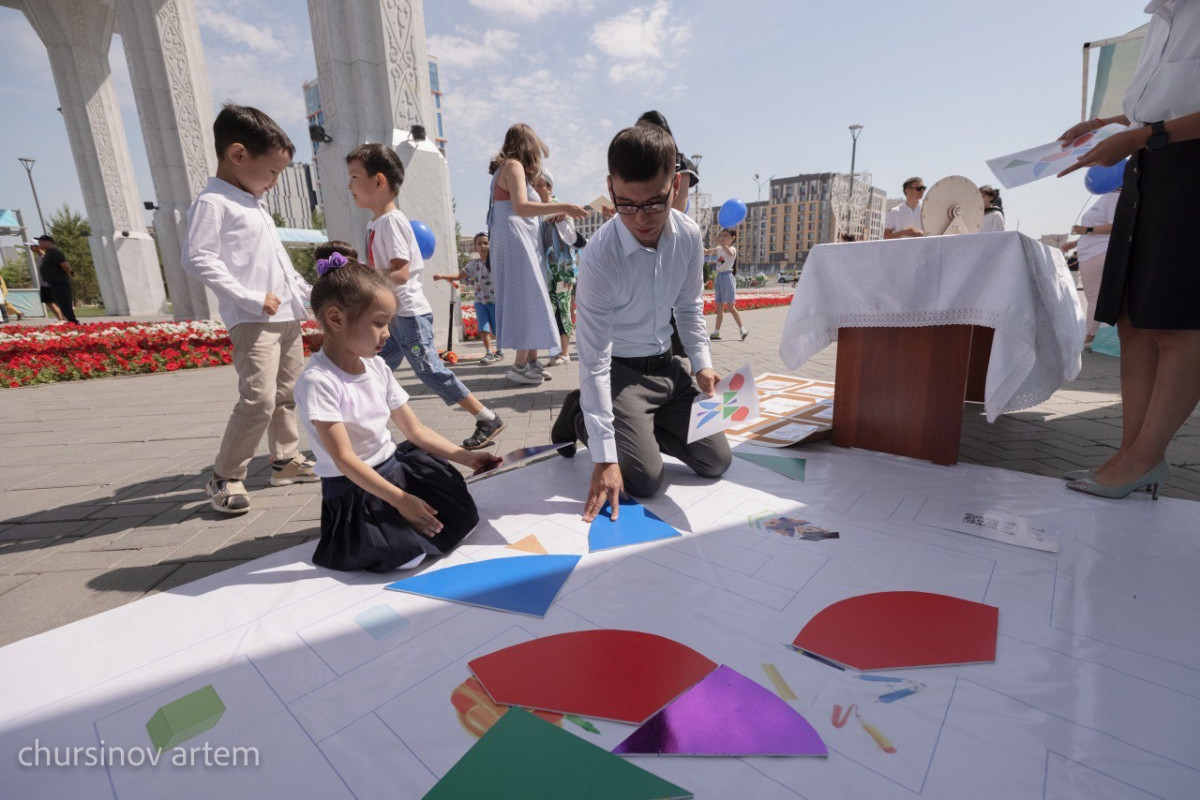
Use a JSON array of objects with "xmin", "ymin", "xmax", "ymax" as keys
[{"xmin": 1066, "ymin": 461, "xmax": 1170, "ymax": 500}]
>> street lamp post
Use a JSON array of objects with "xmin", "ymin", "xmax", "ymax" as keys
[
  {"xmin": 753, "ymin": 173, "xmax": 776, "ymax": 202},
  {"xmin": 846, "ymin": 125, "xmax": 863, "ymax": 240},
  {"xmin": 690, "ymin": 153, "xmax": 703, "ymax": 211},
  {"xmin": 18, "ymin": 157, "xmax": 47, "ymax": 234}
]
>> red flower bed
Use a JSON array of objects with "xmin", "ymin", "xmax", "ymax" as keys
[
  {"xmin": 1, "ymin": 290, "xmax": 795, "ymax": 384},
  {"xmin": 0, "ymin": 321, "xmax": 323, "ymax": 389},
  {"xmin": 457, "ymin": 291, "xmax": 793, "ymax": 340}
]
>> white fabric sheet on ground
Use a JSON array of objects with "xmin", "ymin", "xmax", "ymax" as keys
[
  {"xmin": 1, "ymin": 445, "xmax": 1197, "ymax": 799},
  {"xmin": 779, "ymin": 232, "xmax": 1086, "ymax": 421}
]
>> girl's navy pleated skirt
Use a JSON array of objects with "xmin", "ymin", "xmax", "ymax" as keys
[{"xmin": 314, "ymin": 443, "xmax": 479, "ymax": 572}]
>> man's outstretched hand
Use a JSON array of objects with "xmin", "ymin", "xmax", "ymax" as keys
[{"xmin": 583, "ymin": 463, "xmax": 622, "ymax": 522}]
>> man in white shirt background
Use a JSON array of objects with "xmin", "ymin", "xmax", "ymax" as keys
[
  {"xmin": 883, "ymin": 177, "xmax": 926, "ymax": 239},
  {"xmin": 551, "ymin": 123, "xmax": 731, "ymax": 522}
]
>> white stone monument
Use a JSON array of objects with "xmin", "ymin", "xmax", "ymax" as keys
[
  {"xmin": 308, "ymin": 0, "xmax": 457, "ymax": 344},
  {"xmin": 15, "ymin": 0, "xmax": 169, "ymax": 315}
]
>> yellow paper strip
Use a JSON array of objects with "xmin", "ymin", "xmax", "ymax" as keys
[{"xmin": 761, "ymin": 663, "xmax": 797, "ymax": 700}]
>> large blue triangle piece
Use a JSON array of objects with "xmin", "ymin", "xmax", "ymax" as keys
[
  {"xmin": 588, "ymin": 498, "xmax": 681, "ymax": 552},
  {"xmin": 385, "ymin": 555, "xmax": 580, "ymax": 618}
]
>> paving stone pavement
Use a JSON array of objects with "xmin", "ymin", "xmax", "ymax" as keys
[{"xmin": 1, "ymin": 301, "xmax": 1197, "ymax": 646}]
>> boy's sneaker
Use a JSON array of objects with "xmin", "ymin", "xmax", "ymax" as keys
[
  {"xmin": 740, "ymin": 327, "xmax": 750, "ymax": 340},
  {"xmin": 550, "ymin": 389, "xmax": 581, "ymax": 458},
  {"xmin": 528, "ymin": 360, "xmax": 553, "ymax": 381},
  {"xmin": 494, "ymin": 350, "xmax": 505, "ymax": 359},
  {"xmin": 463, "ymin": 414, "xmax": 505, "ymax": 449},
  {"xmin": 710, "ymin": 330, "xmax": 722, "ymax": 340},
  {"xmin": 482, "ymin": 351, "xmax": 501, "ymax": 363},
  {"xmin": 546, "ymin": 353, "xmax": 570, "ymax": 367},
  {"xmin": 506, "ymin": 365, "xmax": 543, "ymax": 385},
  {"xmin": 206, "ymin": 476, "xmax": 250, "ymax": 515},
  {"xmin": 270, "ymin": 455, "xmax": 319, "ymax": 486}
]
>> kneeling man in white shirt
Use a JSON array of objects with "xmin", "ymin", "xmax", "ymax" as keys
[{"xmin": 551, "ymin": 123, "xmax": 732, "ymax": 522}]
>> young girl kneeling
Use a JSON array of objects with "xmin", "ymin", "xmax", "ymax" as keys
[{"xmin": 295, "ymin": 253, "xmax": 501, "ymax": 571}]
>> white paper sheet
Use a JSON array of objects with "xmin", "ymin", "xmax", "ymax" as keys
[
  {"xmin": 985, "ymin": 124, "xmax": 1127, "ymax": 189},
  {"xmin": 687, "ymin": 363, "xmax": 759, "ymax": 443},
  {"xmin": 2, "ymin": 446, "xmax": 1198, "ymax": 799},
  {"xmin": 904, "ymin": 497, "xmax": 1059, "ymax": 552}
]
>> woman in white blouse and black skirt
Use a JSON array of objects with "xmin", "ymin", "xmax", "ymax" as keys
[{"xmin": 1055, "ymin": 0, "xmax": 1200, "ymax": 500}]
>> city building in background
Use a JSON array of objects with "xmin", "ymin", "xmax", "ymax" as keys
[
  {"xmin": 428, "ymin": 57, "xmax": 447, "ymax": 154},
  {"xmin": 720, "ymin": 172, "xmax": 886, "ymax": 271},
  {"xmin": 264, "ymin": 162, "xmax": 320, "ymax": 229}
]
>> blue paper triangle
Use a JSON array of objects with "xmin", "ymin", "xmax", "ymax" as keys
[
  {"xmin": 588, "ymin": 498, "xmax": 681, "ymax": 552},
  {"xmin": 385, "ymin": 555, "xmax": 580, "ymax": 617}
]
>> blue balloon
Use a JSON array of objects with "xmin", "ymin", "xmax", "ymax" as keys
[
  {"xmin": 411, "ymin": 219, "xmax": 436, "ymax": 259},
  {"xmin": 1084, "ymin": 160, "xmax": 1126, "ymax": 195},
  {"xmin": 717, "ymin": 198, "xmax": 747, "ymax": 228}
]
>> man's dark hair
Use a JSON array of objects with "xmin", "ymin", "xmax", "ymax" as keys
[
  {"xmin": 213, "ymin": 103, "xmax": 295, "ymax": 160},
  {"xmin": 902, "ymin": 176, "xmax": 924, "ymax": 191},
  {"xmin": 635, "ymin": 110, "xmax": 672, "ymax": 135},
  {"xmin": 314, "ymin": 240, "xmax": 359, "ymax": 261},
  {"xmin": 36, "ymin": 234, "xmax": 55, "ymax": 244},
  {"xmin": 473, "ymin": 232, "xmax": 488, "ymax": 245},
  {"xmin": 346, "ymin": 143, "xmax": 406, "ymax": 196},
  {"xmin": 608, "ymin": 125, "xmax": 677, "ymax": 184}
]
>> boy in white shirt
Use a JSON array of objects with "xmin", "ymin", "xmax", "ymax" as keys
[
  {"xmin": 346, "ymin": 143, "xmax": 505, "ymax": 450},
  {"xmin": 182, "ymin": 104, "xmax": 317, "ymax": 514}
]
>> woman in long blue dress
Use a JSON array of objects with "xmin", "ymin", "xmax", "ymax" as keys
[{"xmin": 486, "ymin": 124, "xmax": 586, "ymax": 385}]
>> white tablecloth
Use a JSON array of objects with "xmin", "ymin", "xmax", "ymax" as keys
[{"xmin": 779, "ymin": 231, "xmax": 1086, "ymax": 421}]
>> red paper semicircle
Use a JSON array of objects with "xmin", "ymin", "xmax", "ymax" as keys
[
  {"xmin": 792, "ymin": 591, "xmax": 998, "ymax": 670},
  {"xmin": 728, "ymin": 373, "xmax": 744, "ymax": 391},
  {"xmin": 469, "ymin": 630, "xmax": 718, "ymax": 724}
]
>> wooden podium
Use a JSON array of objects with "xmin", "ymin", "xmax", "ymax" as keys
[{"xmin": 832, "ymin": 325, "xmax": 995, "ymax": 465}]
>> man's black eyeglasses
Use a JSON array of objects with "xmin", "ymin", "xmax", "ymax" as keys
[{"xmin": 612, "ymin": 186, "xmax": 675, "ymax": 216}]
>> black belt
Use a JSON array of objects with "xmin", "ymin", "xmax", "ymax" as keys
[{"xmin": 612, "ymin": 351, "xmax": 674, "ymax": 372}]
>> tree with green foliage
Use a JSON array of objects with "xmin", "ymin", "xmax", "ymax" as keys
[
  {"xmin": 287, "ymin": 246, "xmax": 317, "ymax": 286},
  {"xmin": 48, "ymin": 205, "xmax": 101, "ymax": 306},
  {"xmin": 311, "ymin": 207, "xmax": 325, "ymax": 231},
  {"xmin": 271, "ymin": 210, "xmax": 287, "ymax": 228},
  {"xmin": 1, "ymin": 254, "xmax": 35, "ymax": 289}
]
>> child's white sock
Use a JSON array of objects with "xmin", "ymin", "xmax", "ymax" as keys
[{"xmin": 474, "ymin": 407, "xmax": 497, "ymax": 422}]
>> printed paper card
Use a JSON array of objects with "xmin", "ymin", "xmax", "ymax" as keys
[
  {"xmin": 986, "ymin": 123, "xmax": 1127, "ymax": 189},
  {"xmin": 909, "ymin": 498, "xmax": 1058, "ymax": 552},
  {"xmin": 687, "ymin": 364, "xmax": 759, "ymax": 443}
]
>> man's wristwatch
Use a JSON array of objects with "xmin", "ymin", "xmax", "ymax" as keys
[
  {"xmin": 1085, "ymin": 227, "xmax": 1094, "ymax": 234},
  {"xmin": 1146, "ymin": 120, "xmax": 1168, "ymax": 151}
]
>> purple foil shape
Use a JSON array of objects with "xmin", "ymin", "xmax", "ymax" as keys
[{"xmin": 613, "ymin": 665, "xmax": 827, "ymax": 757}]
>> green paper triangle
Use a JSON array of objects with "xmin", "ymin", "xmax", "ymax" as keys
[
  {"xmin": 723, "ymin": 405, "xmax": 738, "ymax": 419},
  {"xmin": 1005, "ymin": 158, "xmax": 1032, "ymax": 168},
  {"xmin": 425, "ymin": 708, "xmax": 692, "ymax": 800},
  {"xmin": 723, "ymin": 391, "xmax": 737, "ymax": 404},
  {"xmin": 734, "ymin": 452, "xmax": 807, "ymax": 482}
]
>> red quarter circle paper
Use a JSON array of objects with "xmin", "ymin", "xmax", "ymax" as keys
[
  {"xmin": 792, "ymin": 591, "xmax": 999, "ymax": 671},
  {"xmin": 612, "ymin": 665, "xmax": 827, "ymax": 757},
  {"xmin": 469, "ymin": 630, "xmax": 718, "ymax": 724}
]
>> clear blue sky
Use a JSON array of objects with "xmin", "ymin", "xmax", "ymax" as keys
[{"xmin": 0, "ymin": 0, "xmax": 1149, "ymax": 245}]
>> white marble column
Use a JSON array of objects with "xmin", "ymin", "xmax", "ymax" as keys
[
  {"xmin": 20, "ymin": 0, "xmax": 168, "ymax": 316},
  {"xmin": 308, "ymin": 0, "xmax": 456, "ymax": 342},
  {"xmin": 113, "ymin": 0, "xmax": 218, "ymax": 320}
]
